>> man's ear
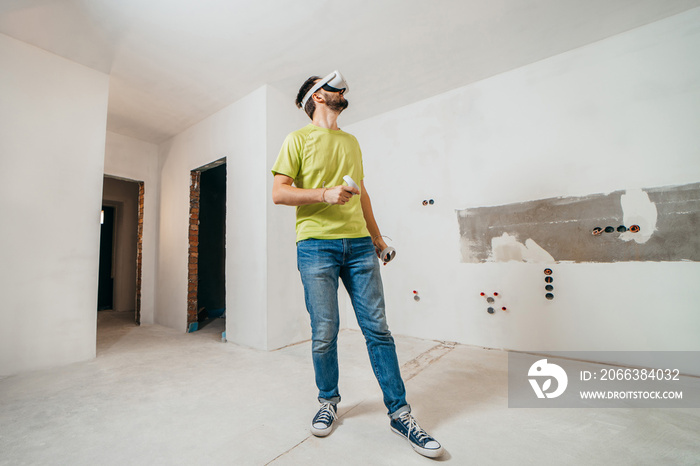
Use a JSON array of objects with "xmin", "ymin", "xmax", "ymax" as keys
[{"xmin": 312, "ymin": 92, "xmax": 325, "ymax": 104}]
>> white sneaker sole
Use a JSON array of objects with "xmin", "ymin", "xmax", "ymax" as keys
[
  {"xmin": 311, "ymin": 424, "xmax": 333, "ymax": 437},
  {"xmin": 391, "ymin": 426, "xmax": 444, "ymax": 458}
]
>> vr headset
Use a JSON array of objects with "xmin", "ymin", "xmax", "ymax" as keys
[{"xmin": 300, "ymin": 70, "xmax": 349, "ymax": 108}]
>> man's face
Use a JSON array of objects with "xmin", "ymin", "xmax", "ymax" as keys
[{"xmin": 319, "ymin": 88, "xmax": 348, "ymax": 113}]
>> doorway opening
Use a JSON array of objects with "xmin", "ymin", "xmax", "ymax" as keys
[
  {"xmin": 188, "ymin": 159, "xmax": 226, "ymax": 334},
  {"xmin": 98, "ymin": 176, "xmax": 144, "ymax": 326},
  {"xmin": 98, "ymin": 206, "xmax": 115, "ymax": 310}
]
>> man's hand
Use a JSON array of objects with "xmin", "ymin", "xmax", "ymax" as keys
[
  {"xmin": 323, "ymin": 185, "xmax": 359, "ymax": 205},
  {"xmin": 372, "ymin": 236, "xmax": 388, "ymax": 258}
]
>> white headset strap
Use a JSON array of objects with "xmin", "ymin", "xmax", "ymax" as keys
[{"xmin": 300, "ymin": 71, "xmax": 337, "ymax": 108}]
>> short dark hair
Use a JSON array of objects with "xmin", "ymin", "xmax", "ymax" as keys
[{"xmin": 296, "ymin": 76, "xmax": 320, "ymax": 119}]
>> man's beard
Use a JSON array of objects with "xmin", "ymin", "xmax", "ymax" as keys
[{"xmin": 327, "ymin": 94, "xmax": 349, "ymax": 113}]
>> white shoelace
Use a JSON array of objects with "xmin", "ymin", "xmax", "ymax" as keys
[
  {"xmin": 398, "ymin": 412, "xmax": 430, "ymax": 442},
  {"xmin": 314, "ymin": 402, "xmax": 337, "ymax": 426}
]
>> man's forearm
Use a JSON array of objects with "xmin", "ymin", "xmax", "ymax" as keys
[
  {"xmin": 273, "ymin": 182, "xmax": 325, "ymax": 206},
  {"xmin": 273, "ymin": 174, "xmax": 357, "ymax": 206},
  {"xmin": 362, "ymin": 194, "xmax": 381, "ymax": 239},
  {"xmin": 360, "ymin": 184, "xmax": 387, "ymax": 253}
]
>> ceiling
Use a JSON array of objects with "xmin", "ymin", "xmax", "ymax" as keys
[{"xmin": 2, "ymin": 0, "xmax": 699, "ymax": 144}]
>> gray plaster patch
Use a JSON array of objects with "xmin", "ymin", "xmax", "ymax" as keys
[{"xmin": 457, "ymin": 182, "xmax": 700, "ymax": 263}]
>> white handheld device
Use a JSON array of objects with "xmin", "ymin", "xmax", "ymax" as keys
[
  {"xmin": 378, "ymin": 246, "xmax": 396, "ymax": 265},
  {"xmin": 343, "ymin": 175, "xmax": 360, "ymax": 194}
]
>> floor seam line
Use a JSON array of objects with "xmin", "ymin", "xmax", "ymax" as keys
[
  {"xmin": 265, "ymin": 436, "xmax": 312, "ymax": 465},
  {"xmin": 402, "ymin": 341, "xmax": 457, "ymax": 382}
]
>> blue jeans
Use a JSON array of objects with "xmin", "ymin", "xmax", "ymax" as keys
[{"xmin": 297, "ymin": 237, "xmax": 410, "ymax": 419}]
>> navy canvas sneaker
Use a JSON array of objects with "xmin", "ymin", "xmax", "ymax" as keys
[
  {"xmin": 390, "ymin": 412, "xmax": 444, "ymax": 458},
  {"xmin": 311, "ymin": 402, "xmax": 337, "ymax": 437}
]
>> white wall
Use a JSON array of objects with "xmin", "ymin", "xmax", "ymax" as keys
[
  {"xmin": 156, "ymin": 85, "xmax": 310, "ymax": 350},
  {"xmin": 104, "ymin": 132, "xmax": 159, "ymax": 324},
  {"xmin": 157, "ymin": 87, "xmax": 269, "ymax": 346},
  {"xmin": 265, "ymin": 86, "xmax": 311, "ymax": 349},
  {"xmin": 0, "ymin": 33, "xmax": 109, "ymax": 375},
  {"xmin": 345, "ymin": 9, "xmax": 700, "ymax": 365}
]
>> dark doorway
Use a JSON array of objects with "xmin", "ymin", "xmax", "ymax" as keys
[
  {"xmin": 187, "ymin": 159, "xmax": 226, "ymax": 333},
  {"xmin": 98, "ymin": 206, "xmax": 115, "ymax": 310},
  {"xmin": 198, "ymin": 163, "xmax": 227, "ymax": 318}
]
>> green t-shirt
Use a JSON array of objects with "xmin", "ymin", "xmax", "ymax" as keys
[{"xmin": 271, "ymin": 124, "xmax": 370, "ymax": 242}]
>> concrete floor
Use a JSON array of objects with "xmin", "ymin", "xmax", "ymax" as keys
[{"xmin": 1, "ymin": 311, "xmax": 699, "ymax": 466}]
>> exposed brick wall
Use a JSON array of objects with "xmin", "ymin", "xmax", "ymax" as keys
[
  {"xmin": 135, "ymin": 181, "xmax": 144, "ymax": 324},
  {"xmin": 187, "ymin": 171, "xmax": 201, "ymax": 327}
]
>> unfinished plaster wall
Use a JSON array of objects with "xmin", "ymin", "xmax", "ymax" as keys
[
  {"xmin": 0, "ymin": 33, "xmax": 109, "ymax": 375},
  {"xmin": 345, "ymin": 9, "xmax": 700, "ymax": 364},
  {"xmin": 458, "ymin": 183, "xmax": 700, "ymax": 263},
  {"xmin": 103, "ymin": 132, "xmax": 159, "ymax": 324}
]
